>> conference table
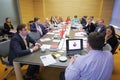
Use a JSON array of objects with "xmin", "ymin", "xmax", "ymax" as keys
[{"xmin": 13, "ymin": 23, "xmax": 88, "ymax": 80}]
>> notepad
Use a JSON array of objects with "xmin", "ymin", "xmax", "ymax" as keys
[{"xmin": 40, "ymin": 54, "xmax": 56, "ymax": 66}]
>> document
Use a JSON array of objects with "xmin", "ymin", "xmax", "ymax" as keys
[
  {"xmin": 53, "ymin": 29, "xmax": 61, "ymax": 33},
  {"xmin": 40, "ymin": 54, "xmax": 57, "ymax": 66},
  {"xmin": 53, "ymin": 40, "xmax": 60, "ymax": 42},
  {"xmin": 41, "ymin": 44, "xmax": 51, "ymax": 49},
  {"xmin": 58, "ymin": 39, "xmax": 64, "ymax": 49},
  {"xmin": 40, "ymin": 38, "xmax": 51, "ymax": 42},
  {"xmin": 47, "ymin": 32, "xmax": 55, "ymax": 35},
  {"xmin": 83, "ymin": 40, "xmax": 87, "ymax": 48},
  {"xmin": 74, "ymin": 32, "xmax": 86, "ymax": 37},
  {"xmin": 58, "ymin": 39, "xmax": 66, "ymax": 50}
]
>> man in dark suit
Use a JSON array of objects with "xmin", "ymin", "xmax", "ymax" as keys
[
  {"xmin": 30, "ymin": 17, "xmax": 47, "ymax": 37},
  {"xmin": 94, "ymin": 19, "xmax": 106, "ymax": 35},
  {"xmin": 8, "ymin": 24, "xmax": 40, "ymax": 80}
]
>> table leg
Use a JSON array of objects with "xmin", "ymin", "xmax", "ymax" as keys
[{"xmin": 13, "ymin": 62, "xmax": 24, "ymax": 80}]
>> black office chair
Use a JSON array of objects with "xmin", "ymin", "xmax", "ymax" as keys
[
  {"xmin": 0, "ymin": 26, "xmax": 5, "ymax": 38},
  {"xmin": 28, "ymin": 31, "xmax": 41, "ymax": 41},
  {"xmin": 0, "ymin": 40, "xmax": 14, "ymax": 80}
]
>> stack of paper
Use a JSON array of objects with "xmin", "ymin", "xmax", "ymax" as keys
[
  {"xmin": 40, "ymin": 54, "xmax": 56, "ymax": 66},
  {"xmin": 40, "ymin": 38, "xmax": 51, "ymax": 42}
]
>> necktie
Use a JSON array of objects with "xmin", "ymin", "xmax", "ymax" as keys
[
  {"xmin": 23, "ymin": 39, "xmax": 28, "ymax": 49},
  {"xmin": 97, "ymin": 27, "xmax": 101, "ymax": 32},
  {"xmin": 37, "ymin": 25, "xmax": 43, "ymax": 35}
]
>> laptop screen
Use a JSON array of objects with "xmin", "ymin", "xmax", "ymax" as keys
[{"xmin": 66, "ymin": 39, "xmax": 83, "ymax": 51}]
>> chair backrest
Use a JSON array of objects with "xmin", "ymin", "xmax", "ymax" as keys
[
  {"xmin": 0, "ymin": 40, "xmax": 10, "ymax": 57},
  {"xmin": 28, "ymin": 31, "xmax": 40, "ymax": 41},
  {"xmin": 103, "ymin": 43, "xmax": 112, "ymax": 51},
  {"xmin": 0, "ymin": 26, "xmax": 4, "ymax": 36},
  {"xmin": 114, "ymin": 43, "xmax": 120, "ymax": 54},
  {"xmin": 118, "ymin": 39, "xmax": 120, "ymax": 43}
]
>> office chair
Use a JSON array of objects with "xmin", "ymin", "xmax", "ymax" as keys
[
  {"xmin": 103, "ymin": 43, "xmax": 112, "ymax": 51},
  {"xmin": 112, "ymin": 34, "xmax": 120, "ymax": 54},
  {"xmin": 113, "ymin": 39, "xmax": 120, "ymax": 54},
  {"xmin": 0, "ymin": 26, "xmax": 5, "ymax": 38},
  {"xmin": 114, "ymin": 43, "xmax": 120, "ymax": 54},
  {"xmin": 0, "ymin": 40, "xmax": 14, "ymax": 80},
  {"xmin": 28, "ymin": 31, "xmax": 41, "ymax": 41}
]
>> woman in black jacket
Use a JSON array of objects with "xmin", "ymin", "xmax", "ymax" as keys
[{"xmin": 105, "ymin": 25, "xmax": 118, "ymax": 54}]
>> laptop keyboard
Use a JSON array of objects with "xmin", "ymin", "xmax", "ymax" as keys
[{"xmin": 67, "ymin": 50, "xmax": 81, "ymax": 56}]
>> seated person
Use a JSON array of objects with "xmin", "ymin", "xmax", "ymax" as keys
[
  {"xmin": 71, "ymin": 15, "xmax": 79, "ymax": 24},
  {"xmin": 63, "ymin": 32, "xmax": 114, "ymax": 80},
  {"xmin": 50, "ymin": 16, "xmax": 55, "ymax": 24},
  {"xmin": 54, "ymin": 16, "xmax": 59, "ymax": 24},
  {"xmin": 83, "ymin": 17, "xmax": 96, "ymax": 35},
  {"xmin": 80, "ymin": 16, "xmax": 87, "ymax": 26},
  {"xmin": 94, "ymin": 18, "xmax": 100, "ymax": 27},
  {"xmin": 58, "ymin": 16, "xmax": 64, "ymax": 23},
  {"xmin": 50, "ymin": 16, "xmax": 58, "ymax": 24},
  {"xmin": 4, "ymin": 17, "xmax": 14, "ymax": 37},
  {"xmin": 94, "ymin": 19, "xmax": 106, "ymax": 35},
  {"xmin": 105, "ymin": 25, "xmax": 118, "ymax": 54},
  {"xmin": 65, "ymin": 16, "xmax": 71, "ymax": 23},
  {"xmin": 30, "ymin": 17, "xmax": 47, "ymax": 37},
  {"xmin": 43, "ymin": 18, "xmax": 50, "ymax": 31},
  {"xmin": 8, "ymin": 24, "xmax": 40, "ymax": 80},
  {"xmin": 90, "ymin": 16, "xmax": 95, "ymax": 24}
]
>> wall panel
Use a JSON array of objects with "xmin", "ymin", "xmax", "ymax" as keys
[
  {"xmin": 19, "ymin": 0, "xmax": 114, "ymax": 24},
  {"xmin": 19, "ymin": 0, "xmax": 34, "ymax": 25},
  {"xmin": 45, "ymin": 0, "xmax": 101, "ymax": 20},
  {"xmin": 100, "ymin": 0, "xmax": 114, "ymax": 24}
]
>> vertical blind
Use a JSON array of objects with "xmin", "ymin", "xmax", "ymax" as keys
[{"xmin": 110, "ymin": 0, "xmax": 120, "ymax": 29}]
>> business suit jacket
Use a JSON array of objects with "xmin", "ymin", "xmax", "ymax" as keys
[
  {"xmin": 95, "ymin": 25, "xmax": 106, "ymax": 35},
  {"xmin": 30, "ymin": 23, "xmax": 47, "ymax": 36},
  {"xmin": 8, "ymin": 33, "xmax": 36, "ymax": 65},
  {"xmin": 4, "ymin": 23, "xmax": 14, "ymax": 34},
  {"xmin": 106, "ymin": 35, "xmax": 118, "ymax": 53},
  {"xmin": 80, "ymin": 18, "xmax": 87, "ymax": 26},
  {"xmin": 83, "ymin": 23, "xmax": 96, "ymax": 34}
]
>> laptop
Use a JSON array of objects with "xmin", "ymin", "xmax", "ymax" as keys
[{"xmin": 66, "ymin": 39, "xmax": 83, "ymax": 57}]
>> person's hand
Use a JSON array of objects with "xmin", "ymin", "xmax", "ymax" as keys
[
  {"xmin": 70, "ymin": 56, "xmax": 76, "ymax": 63},
  {"xmin": 35, "ymin": 43, "xmax": 41, "ymax": 47},
  {"xmin": 105, "ymin": 34, "xmax": 109, "ymax": 42},
  {"xmin": 45, "ymin": 27, "xmax": 49, "ymax": 30},
  {"xmin": 32, "ymin": 45, "xmax": 40, "ymax": 52}
]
